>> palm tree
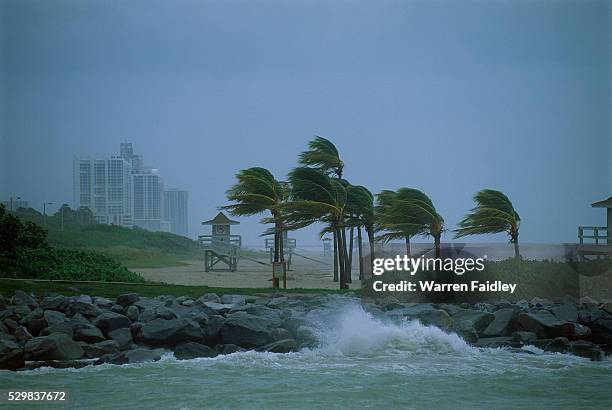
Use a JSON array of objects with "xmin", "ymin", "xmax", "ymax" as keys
[
  {"xmin": 345, "ymin": 185, "xmax": 374, "ymax": 280},
  {"xmin": 221, "ymin": 167, "xmax": 289, "ymax": 287},
  {"xmin": 284, "ymin": 167, "xmax": 351, "ymax": 289},
  {"xmin": 298, "ymin": 136, "xmax": 344, "ymax": 178},
  {"xmin": 375, "ymin": 188, "xmax": 444, "ymax": 257},
  {"xmin": 454, "ymin": 189, "xmax": 521, "ymax": 258}
]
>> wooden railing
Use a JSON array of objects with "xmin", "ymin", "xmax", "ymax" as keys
[
  {"xmin": 198, "ymin": 235, "xmax": 242, "ymax": 255},
  {"xmin": 578, "ymin": 226, "xmax": 609, "ymax": 244}
]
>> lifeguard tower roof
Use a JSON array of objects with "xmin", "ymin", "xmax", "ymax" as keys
[
  {"xmin": 202, "ymin": 212, "xmax": 240, "ymax": 225},
  {"xmin": 592, "ymin": 197, "xmax": 612, "ymax": 208}
]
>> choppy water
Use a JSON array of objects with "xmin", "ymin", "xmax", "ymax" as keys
[{"xmin": 1, "ymin": 297, "xmax": 611, "ymax": 409}]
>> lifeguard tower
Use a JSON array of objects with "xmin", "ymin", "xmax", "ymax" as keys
[
  {"xmin": 199, "ymin": 212, "xmax": 241, "ymax": 272},
  {"xmin": 265, "ymin": 231, "xmax": 296, "ymax": 270},
  {"xmin": 322, "ymin": 237, "xmax": 332, "ymax": 256},
  {"xmin": 577, "ymin": 196, "xmax": 612, "ymax": 259}
]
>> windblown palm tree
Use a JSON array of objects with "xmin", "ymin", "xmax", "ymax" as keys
[
  {"xmin": 221, "ymin": 167, "xmax": 289, "ymax": 287},
  {"xmin": 299, "ymin": 136, "xmax": 344, "ymax": 178},
  {"xmin": 454, "ymin": 189, "xmax": 521, "ymax": 258},
  {"xmin": 284, "ymin": 167, "xmax": 351, "ymax": 289},
  {"xmin": 375, "ymin": 188, "xmax": 444, "ymax": 257},
  {"xmin": 345, "ymin": 185, "xmax": 375, "ymax": 280}
]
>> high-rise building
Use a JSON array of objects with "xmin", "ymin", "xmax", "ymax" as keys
[
  {"xmin": 73, "ymin": 156, "xmax": 133, "ymax": 226},
  {"xmin": 164, "ymin": 189, "xmax": 189, "ymax": 237},
  {"xmin": 1, "ymin": 199, "xmax": 29, "ymax": 211},
  {"xmin": 132, "ymin": 169, "xmax": 169, "ymax": 232}
]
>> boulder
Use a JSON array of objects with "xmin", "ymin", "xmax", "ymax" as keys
[
  {"xmin": 93, "ymin": 312, "xmax": 131, "ymax": 336},
  {"xmin": 155, "ymin": 307, "xmax": 178, "ymax": 320},
  {"xmin": 295, "ymin": 326, "xmax": 318, "ymax": 347},
  {"xmin": 481, "ymin": 308, "xmax": 516, "ymax": 337},
  {"xmin": 73, "ymin": 324, "xmax": 105, "ymax": 344},
  {"xmin": 451, "ymin": 320, "xmax": 478, "ymax": 343},
  {"xmin": 570, "ymin": 340, "xmax": 605, "ymax": 361},
  {"xmin": 203, "ymin": 302, "xmax": 235, "ymax": 315},
  {"xmin": 549, "ymin": 304, "xmax": 578, "ymax": 323},
  {"xmin": 125, "ymin": 306, "xmax": 139, "ymax": 322},
  {"xmin": 393, "ymin": 305, "xmax": 453, "ymax": 330},
  {"xmin": 140, "ymin": 318, "xmax": 204, "ymax": 346},
  {"xmin": 43, "ymin": 310, "xmax": 73, "ymax": 337},
  {"xmin": 13, "ymin": 290, "xmax": 37, "ymax": 309},
  {"xmin": 271, "ymin": 328, "xmax": 292, "ymax": 341},
  {"xmin": 257, "ymin": 339, "xmax": 298, "ymax": 353},
  {"xmin": 24, "ymin": 333, "xmax": 84, "ymax": 361},
  {"xmin": 40, "ymin": 295, "xmax": 70, "ymax": 312},
  {"xmin": 116, "ymin": 293, "xmax": 140, "ymax": 307},
  {"xmin": 107, "ymin": 328, "xmax": 133, "ymax": 350},
  {"xmin": 570, "ymin": 323, "xmax": 591, "ymax": 340},
  {"xmin": 14, "ymin": 326, "xmax": 33, "ymax": 344},
  {"xmin": 591, "ymin": 317, "xmax": 612, "ymax": 346},
  {"xmin": 512, "ymin": 331, "xmax": 537, "ymax": 345},
  {"xmin": 452, "ymin": 309, "xmax": 495, "ymax": 334},
  {"xmin": 203, "ymin": 315, "xmax": 225, "ymax": 345},
  {"xmin": 93, "ymin": 297, "xmax": 114, "ymax": 309},
  {"xmin": 473, "ymin": 337, "xmax": 517, "ymax": 349},
  {"xmin": 110, "ymin": 304, "xmax": 124, "ymax": 314},
  {"xmin": 543, "ymin": 337, "xmax": 571, "ymax": 353},
  {"xmin": 220, "ymin": 294, "xmax": 246, "ymax": 306},
  {"xmin": 70, "ymin": 301, "xmax": 102, "ymax": 319},
  {"xmin": 198, "ymin": 293, "xmax": 220, "ymax": 303},
  {"xmin": 76, "ymin": 295, "xmax": 93, "ymax": 304},
  {"xmin": 220, "ymin": 312, "xmax": 276, "ymax": 348},
  {"xmin": 95, "ymin": 348, "xmax": 163, "ymax": 365},
  {"xmin": 25, "ymin": 318, "xmax": 46, "ymax": 337},
  {"xmin": 174, "ymin": 342, "xmax": 218, "ymax": 360},
  {"xmin": 517, "ymin": 311, "xmax": 574, "ymax": 339},
  {"xmin": 0, "ymin": 339, "xmax": 25, "ymax": 370},
  {"xmin": 82, "ymin": 340, "xmax": 120, "ymax": 358},
  {"xmin": 216, "ymin": 344, "xmax": 246, "ymax": 354},
  {"xmin": 3, "ymin": 318, "xmax": 19, "ymax": 333}
]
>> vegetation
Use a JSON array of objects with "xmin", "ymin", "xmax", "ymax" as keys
[
  {"xmin": 454, "ymin": 189, "xmax": 521, "ymax": 258},
  {"xmin": 12, "ymin": 206, "xmax": 202, "ymax": 268},
  {"xmin": 0, "ymin": 204, "xmax": 143, "ymax": 282}
]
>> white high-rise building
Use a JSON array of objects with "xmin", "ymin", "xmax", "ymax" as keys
[
  {"xmin": 132, "ymin": 169, "xmax": 169, "ymax": 232},
  {"xmin": 164, "ymin": 189, "xmax": 189, "ymax": 237},
  {"xmin": 73, "ymin": 156, "xmax": 133, "ymax": 226}
]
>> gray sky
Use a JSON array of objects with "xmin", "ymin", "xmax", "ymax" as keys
[{"xmin": 1, "ymin": 0, "xmax": 610, "ymax": 247}]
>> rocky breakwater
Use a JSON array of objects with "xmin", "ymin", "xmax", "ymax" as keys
[
  {"xmin": 376, "ymin": 296, "xmax": 612, "ymax": 361},
  {"xmin": 0, "ymin": 291, "xmax": 316, "ymax": 371}
]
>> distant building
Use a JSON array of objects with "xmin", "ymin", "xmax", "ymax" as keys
[
  {"xmin": 2, "ymin": 199, "xmax": 29, "ymax": 211},
  {"xmin": 164, "ymin": 189, "xmax": 189, "ymax": 237},
  {"xmin": 73, "ymin": 156, "xmax": 133, "ymax": 226},
  {"xmin": 132, "ymin": 169, "xmax": 169, "ymax": 232}
]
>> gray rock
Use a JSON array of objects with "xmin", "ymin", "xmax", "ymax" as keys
[
  {"xmin": 24, "ymin": 333, "xmax": 84, "ymax": 361},
  {"xmin": 116, "ymin": 293, "xmax": 140, "ymax": 307},
  {"xmin": 3, "ymin": 318, "xmax": 19, "ymax": 333},
  {"xmin": 25, "ymin": 317, "xmax": 46, "ymax": 337},
  {"xmin": 70, "ymin": 301, "xmax": 102, "ymax": 319},
  {"xmin": 570, "ymin": 340, "xmax": 605, "ymax": 361},
  {"xmin": 181, "ymin": 299, "xmax": 195, "ymax": 307},
  {"xmin": 512, "ymin": 331, "xmax": 537, "ymax": 345},
  {"xmin": 452, "ymin": 309, "xmax": 495, "ymax": 334},
  {"xmin": 0, "ymin": 339, "xmax": 25, "ymax": 370},
  {"xmin": 155, "ymin": 307, "xmax": 178, "ymax": 320},
  {"xmin": 571, "ymin": 323, "xmax": 591, "ymax": 340},
  {"xmin": 203, "ymin": 315, "xmax": 225, "ymax": 345},
  {"xmin": 110, "ymin": 304, "xmax": 125, "ymax": 314},
  {"xmin": 43, "ymin": 310, "xmax": 73, "ymax": 337},
  {"xmin": 517, "ymin": 311, "xmax": 574, "ymax": 339},
  {"xmin": 543, "ymin": 337, "xmax": 571, "ymax": 353},
  {"xmin": 257, "ymin": 338, "xmax": 298, "ymax": 353},
  {"xmin": 40, "ymin": 295, "xmax": 70, "ymax": 312},
  {"xmin": 451, "ymin": 320, "xmax": 478, "ymax": 343},
  {"xmin": 108, "ymin": 328, "xmax": 133, "ymax": 350},
  {"xmin": 267, "ymin": 297, "xmax": 289, "ymax": 309},
  {"xmin": 216, "ymin": 344, "xmax": 246, "ymax": 354},
  {"xmin": 295, "ymin": 326, "xmax": 318, "ymax": 347},
  {"xmin": 221, "ymin": 312, "xmax": 275, "ymax": 348},
  {"xmin": 125, "ymin": 306, "xmax": 139, "ymax": 322},
  {"xmin": 591, "ymin": 317, "xmax": 612, "ymax": 345},
  {"xmin": 70, "ymin": 313, "xmax": 90, "ymax": 325},
  {"xmin": 93, "ymin": 312, "xmax": 131, "ymax": 336},
  {"xmin": 481, "ymin": 308, "xmax": 516, "ymax": 337},
  {"xmin": 141, "ymin": 318, "xmax": 204, "ymax": 346},
  {"xmin": 14, "ymin": 326, "xmax": 33, "ymax": 344},
  {"xmin": 174, "ymin": 342, "xmax": 218, "ymax": 360},
  {"xmin": 73, "ymin": 324, "xmax": 105, "ymax": 344},
  {"xmin": 95, "ymin": 348, "xmax": 163, "ymax": 365},
  {"xmin": 93, "ymin": 297, "xmax": 114, "ymax": 309},
  {"xmin": 203, "ymin": 302, "xmax": 235, "ymax": 315},
  {"xmin": 82, "ymin": 340, "xmax": 120, "ymax": 358},
  {"xmin": 271, "ymin": 327, "xmax": 292, "ymax": 341},
  {"xmin": 549, "ymin": 304, "xmax": 578, "ymax": 323},
  {"xmin": 220, "ymin": 294, "xmax": 246, "ymax": 306},
  {"xmin": 14, "ymin": 290, "xmax": 37, "ymax": 308},
  {"xmin": 76, "ymin": 294, "xmax": 93, "ymax": 304},
  {"xmin": 199, "ymin": 293, "xmax": 221, "ymax": 303}
]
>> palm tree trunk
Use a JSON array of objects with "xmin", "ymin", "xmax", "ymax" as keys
[
  {"xmin": 405, "ymin": 236, "xmax": 411, "ymax": 258},
  {"xmin": 333, "ymin": 229, "xmax": 339, "ymax": 282},
  {"xmin": 273, "ymin": 229, "xmax": 280, "ymax": 289},
  {"xmin": 434, "ymin": 234, "xmax": 441, "ymax": 258},
  {"xmin": 279, "ymin": 230, "xmax": 286, "ymax": 289},
  {"xmin": 357, "ymin": 226, "xmax": 364, "ymax": 281},
  {"xmin": 338, "ymin": 225, "xmax": 348, "ymax": 289},
  {"xmin": 366, "ymin": 227, "xmax": 375, "ymax": 277},
  {"xmin": 347, "ymin": 226, "xmax": 354, "ymax": 283},
  {"xmin": 513, "ymin": 234, "xmax": 520, "ymax": 259}
]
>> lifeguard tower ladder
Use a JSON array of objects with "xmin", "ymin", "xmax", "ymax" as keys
[
  {"xmin": 199, "ymin": 212, "xmax": 241, "ymax": 272},
  {"xmin": 265, "ymin": 231, "xmax": 296, "ymax": 270}
]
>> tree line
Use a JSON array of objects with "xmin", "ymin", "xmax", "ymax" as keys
[{"xmin": 222, "ymin": 137, "xmax": 521, "ymax": 289}]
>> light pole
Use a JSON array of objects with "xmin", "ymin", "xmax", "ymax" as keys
[
  {"xmin": 43, "ymin": 202, "xmax": 54, "ymax": 227},
  {"xmin": 9, "ymin": 196, "xmax": 21, "ymax": 212}
]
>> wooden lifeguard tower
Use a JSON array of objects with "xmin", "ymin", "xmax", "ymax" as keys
[
  {"xmin": 322, "ymin": 237, "xmax": 332, "ymax": 256},
  {"xmin": 199, "ymin": 212, "xmax": 241, "ymax": 272},
  {"xmin": 577, "ymin": 196, "xmax": 612, "ymax": 259}
]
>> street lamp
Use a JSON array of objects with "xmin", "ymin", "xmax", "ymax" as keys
[{"xmin": 43, "ymin": 202, "xmax": 54, "ymax": 227}]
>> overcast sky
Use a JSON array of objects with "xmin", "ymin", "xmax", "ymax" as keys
[{"xmin": 1, "ymin": 0, "xmax": 610, "ymax": 247}]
